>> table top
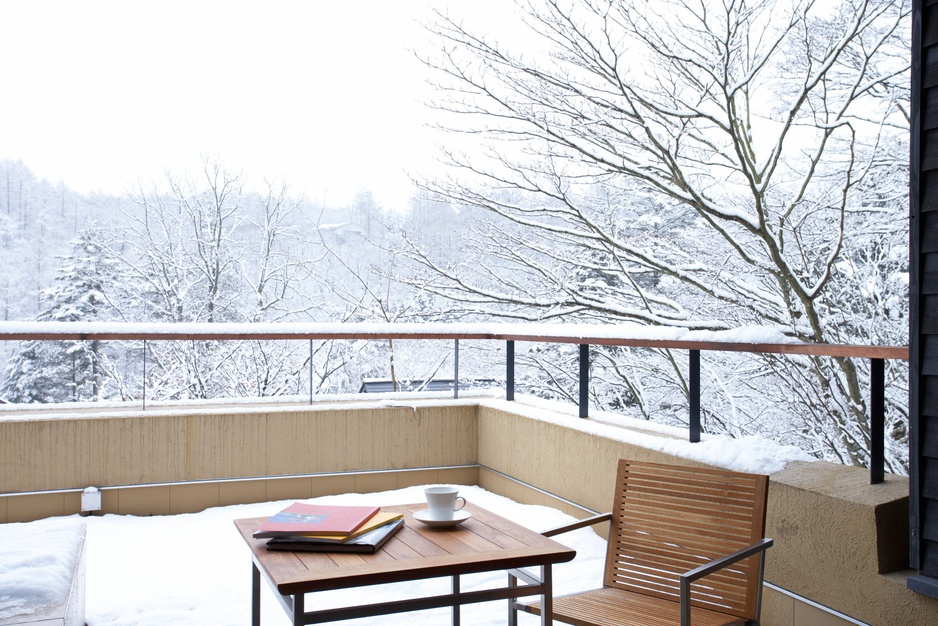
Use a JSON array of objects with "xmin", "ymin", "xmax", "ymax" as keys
[{"xmin": 235, "ymin": 502, "xmax": 576, "ymax": 596}]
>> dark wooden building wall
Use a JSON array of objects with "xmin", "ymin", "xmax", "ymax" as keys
[{"xmin": 911, "ymin": 0, "xmax": 938, "ymax": 597}]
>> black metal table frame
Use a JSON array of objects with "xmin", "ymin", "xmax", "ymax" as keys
[{"xmin": 251, "ymin": 557, "xmax": 555, "ymax": 625}]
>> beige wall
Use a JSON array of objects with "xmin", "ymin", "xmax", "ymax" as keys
[
  {"xmin": 1, "ymin": 398, "xmax": 935, "ymax": 624},
  {"xmin": 0, "ymin": 404, "xmax": 477, "ymax": 491},
  {"xmin": 0, "ymin": 467, "xmax": 481, "ymax": 522}
]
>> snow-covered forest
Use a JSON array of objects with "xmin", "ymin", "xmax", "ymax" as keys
[
  {"xmin": 0, "ymin": 159, "xmax": 478, "ymax": 401},
  {"xmin": 0, "ymin": 0, "xmax": 911, "ymax": 473}
]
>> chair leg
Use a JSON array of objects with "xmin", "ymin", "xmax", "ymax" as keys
[
  {"xmin": 540, "ymin": 565, "xmax": 552, "ymax": 626},
  {"xmin": 507, "ymin": 571, "xmax": 518, "ymax": 626}
]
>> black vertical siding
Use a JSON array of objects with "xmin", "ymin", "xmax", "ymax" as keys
[{"xmin": 912, "ymin": 0, "xmax": 938, "ymax": 589}]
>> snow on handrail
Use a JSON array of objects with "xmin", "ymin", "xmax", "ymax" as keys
[{"xmin": 0, "ymin": 321, "xmax": 909, "ymax": 360}]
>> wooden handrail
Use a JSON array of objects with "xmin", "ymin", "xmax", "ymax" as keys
[{"xmin": 0, "ymin": 321, "xmax": 909, "ymax": 360}]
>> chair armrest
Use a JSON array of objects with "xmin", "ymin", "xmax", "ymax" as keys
[
  {"xmin": 679, "ymin": 538, "xmax": 774, "ymax": 626},
  {"xmin": 541, "ymin": 512, "xmax": 613, "ymax": 537}
]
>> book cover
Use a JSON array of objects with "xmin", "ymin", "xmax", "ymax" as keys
[
  {"xmin": 280, "ymin": 511, "xmax": 404, "ymax": 544},
  {"xmin": 265, "ymin": 517, "xmax": 404, "ymax": 554},
  {"xmin": 252, "ymin": 502, "xmax": 380, "ymax": 539}
]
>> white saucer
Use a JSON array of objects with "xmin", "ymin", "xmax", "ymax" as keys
[{"xmin": 413, "ymin": 509, "xmax": 471, "ymax": 528}]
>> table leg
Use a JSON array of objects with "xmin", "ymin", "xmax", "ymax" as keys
[
  {"xmin": 452, "ymin": 574, "xmax": 460, "ymax": 626},
  {"xmin": 293, "ymin": 592, "xmax": 305, "ymax": 626},
  {"xmin": 252, "ymin": 563, "xmax": 261, "ymax": 626},
  {"xmin": 540, "ymin": 565, "xmax": 553, "ymax": 626},
  {"xmin": 507, "ymin": 572, "xmax": 518, "ymax": 626}
]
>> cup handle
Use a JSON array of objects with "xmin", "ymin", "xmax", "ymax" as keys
[{"xmin": 454, "ymin": 496, "xmax": 467, "ymax": 511}]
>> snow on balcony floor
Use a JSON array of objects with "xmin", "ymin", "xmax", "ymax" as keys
[{"xmin": 1, "ymin": 485, "xmax": 607, "ymax": 626}]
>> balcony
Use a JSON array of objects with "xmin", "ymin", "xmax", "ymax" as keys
[{"xmin": 0, "ymin": 323, "xmax": 927, "ymax": 625}]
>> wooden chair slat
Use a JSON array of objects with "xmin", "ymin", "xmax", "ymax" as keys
[
  {"xmin": 620, "ymin": 472, "xmax": 760, "ymax": 497},
  {"xmin": 614, "ymin": 530, "xmax": 760, "ymax": 561},
  {"xmin": 621, "ymin": 481, "xmax": 759, "ymax": 503},
  {"xmin": 619, "ymin": 485, "xmax": 763, "ymax": 514},
  {"xmin": 606, "ymin": 577, "xmax": 750, "ymax": 608},
  {"xmin": 606, "ymin": 571, "xmax": 750, "ymax": 611},
  {"xmin": 620, "ymin": 491, "xmax": 762, "ymax": 515},
  {"xmin": 521, "ymin": 587, "xmax": 748, "ymax": 626},
  {"xmin": 616, "ymin": 517, "xmax": 758, "ymax": 545},
  {"xmin": 609, "ymin": 550, "xmax": 757, "ymax": 582}
]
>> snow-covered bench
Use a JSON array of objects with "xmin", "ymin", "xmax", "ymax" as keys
[{"xmin": 0, "ymin": 517, "xmax": 86, "ymax": 626}]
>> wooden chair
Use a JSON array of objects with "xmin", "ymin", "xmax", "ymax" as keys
[{"xmin": 512, "ymin": 459, "xmax": 772, "ymax": 626}]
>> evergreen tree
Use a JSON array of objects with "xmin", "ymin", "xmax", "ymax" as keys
[{"xmin": 1, "ymin": 226, "xmax": 117, "ymax": 402}]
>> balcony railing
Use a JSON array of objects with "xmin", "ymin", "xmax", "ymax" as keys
[{"xmin": 0, "ymin": 321, "xmax": 909, "ymax": 484}]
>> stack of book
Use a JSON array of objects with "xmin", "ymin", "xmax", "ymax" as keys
[{"xmin": 253, "ymin": 502, "xmax": 404, "ymax": 553}]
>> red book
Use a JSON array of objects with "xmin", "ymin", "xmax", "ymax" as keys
[{"xmin": 252, "ymin": 502, "xmax": 380, "ymax": 539}]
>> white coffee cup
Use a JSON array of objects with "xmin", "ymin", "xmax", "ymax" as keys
[{"xmin": 425, "ymin": 486, "xmax": 467, "ymax": 520}]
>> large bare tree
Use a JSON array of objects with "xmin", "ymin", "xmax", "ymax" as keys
[
  {"xmin": 410, "ymin": 0, "xmax": 910, "ymax": 469},
  {"xmin": 107, "ymin": 162, "xmax": 340, "ymax": 400}
]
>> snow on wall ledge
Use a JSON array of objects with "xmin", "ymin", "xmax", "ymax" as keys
[{"xmin": 478, "ymin": 395, "xmax": 815, "ymax": 476}]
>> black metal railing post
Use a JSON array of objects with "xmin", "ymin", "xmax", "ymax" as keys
[
  {"xmin": 142, "ymin": 340, "xmax": 147, "ymax": 411},
  {"xmin": 454, "ymin": 339, "xmax": 459, "ymax": 399},
  {"xmin": 506, "ymin": 340, "xmax": 515, "ymax": 401},
  {"xmin": 689, "ymin": 349, "xmax": 701, "ymax": 443},
  {"xmin": 579, "ymin": 344, "xmax": 589, "ymax": 418},
  {"xmin": 870, "ymin": 358, "xmax": 885, "ymax": 484}
]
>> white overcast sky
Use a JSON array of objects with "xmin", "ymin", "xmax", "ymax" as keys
[{"xmin": 0, "ymin": 0, "xmax": 475, "ymax": 209}]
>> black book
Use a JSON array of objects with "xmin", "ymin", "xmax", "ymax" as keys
[{"xmin": 265, "ymin": 517, "xmax": 404, "ymax": 553}]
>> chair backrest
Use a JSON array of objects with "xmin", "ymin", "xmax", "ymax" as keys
[{"xmin": 603, "ymin": 459, "xmax": 769, "ymax": 621}]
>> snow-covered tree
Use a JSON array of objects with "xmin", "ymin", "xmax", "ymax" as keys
[
  {"xmin": 0, "ymin": 160, "xmax": 121, "ymax": 322},
  {"xmin": 411, "ymin": 0, "xmax": 911, "ymax": 470},
  {"xmin": 1, "ymin": 226, "xmax": 119, "ymax": 402},
  {"xmin": 99, "ymin": 162, "xmax": 337, "ymax": 400}
]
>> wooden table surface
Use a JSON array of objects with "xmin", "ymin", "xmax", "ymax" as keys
[{"xmin": 234, "ymin": 502, "xmax": 576, "ymax": 597}]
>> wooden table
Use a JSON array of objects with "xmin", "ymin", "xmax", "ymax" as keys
[{"xmin": 234, "ymin": 502, "xmax": 576, "ymax": 625}]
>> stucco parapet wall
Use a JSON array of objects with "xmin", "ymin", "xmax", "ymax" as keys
[
  {"xmin": 0, "ymin": 396, "xmax": 931, "ymax": 624},
  {"xmin": 0, "ymin": 398, "xmax": 481, "ymax": 492},
  {"xmin": 765, "ymin": 460, "xmax": 915, "ymax": 623},
  {"xmin": 771, "ymin": 459, "xmax": 910, "ymax": 574}
]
